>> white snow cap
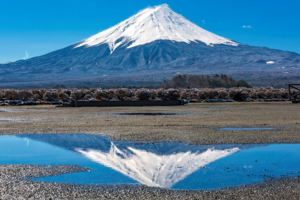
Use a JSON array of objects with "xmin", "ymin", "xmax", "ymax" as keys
[
  {"xmin": 76, "ymin": 4, "xmax": 238, "ymax": 52},
  {"xmin": 266, "ymin": 61, "xmax": 275, "ymax": 65}
]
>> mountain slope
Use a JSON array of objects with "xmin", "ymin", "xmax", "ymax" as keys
[
  {"xmin": 76, "ymin": 4, "xmax": 238, "ymax": 52},
  {"xmin": 0, "ymin": 4, "xmax": 300, "ymax": 88}
]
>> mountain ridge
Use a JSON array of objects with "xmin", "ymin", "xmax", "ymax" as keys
[
  {"xmin": 75, "ymin": 4, "xmax": 238, "ymax": 53},
  {"xmin": 0, "ymin": 4, "xmax": 300, "ymax": 88}
]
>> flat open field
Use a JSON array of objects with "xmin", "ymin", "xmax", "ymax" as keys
[
  {"xmin": 0, "ymin": 102, "xmax": 300, "ymax": 144},
  {"xmin": 1, "ymin": 102, "xmax": 300, "ymax": 199}
]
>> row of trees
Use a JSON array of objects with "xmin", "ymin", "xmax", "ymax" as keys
[
  {"xmin": 162, "ymin": 74, "xmax": 251, "ymax": 88},
  {"xmin": 0, "ymin": 88, "xmax": 291, "ymax": 103}
]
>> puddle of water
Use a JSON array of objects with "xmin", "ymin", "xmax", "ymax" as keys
[
  {"xmin": 208, "ymin": 106, "xmax": 230, "ymax": 111},
  {"xmin": 118, "ymin": 112, "xmax": 178, "ymax": 116},
  {"xmin": 220, "ymin": 127, "xmax": 274, "ymax": 131},
  {"xmin": 0, "ymin": 134, "xmax": 299, "ymax": 190}
]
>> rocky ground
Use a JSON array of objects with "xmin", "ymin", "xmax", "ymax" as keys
[
  {"xmin": 0, "ymin": 165, "xmax": 299, "ymax": 200},
  {"xmin": 0, "ymin": 102, "xmax": 300, "ymax": 144},
  {"xmin": 0, "ymin": 102, "xmax": 300, "ymax": 199}
]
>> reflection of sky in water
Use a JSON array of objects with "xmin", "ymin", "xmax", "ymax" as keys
[{"xmin": 0, "ymin": 134, "xmax": 299, "ymax": 190}]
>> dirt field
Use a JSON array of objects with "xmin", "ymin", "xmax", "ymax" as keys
[
  {"xmin": 1, "ymin": 102, "xmax": 300, "ymax": 199},
  {"xmin": 0, "ymin": 102, "xmax": 300, "ymax": 144}
]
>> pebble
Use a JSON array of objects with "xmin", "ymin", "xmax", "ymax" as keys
[{"xmin": 0, "ymin": 165, "xmax": 299, "ymax": 199}]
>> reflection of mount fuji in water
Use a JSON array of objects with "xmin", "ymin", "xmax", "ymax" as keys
[
  {"xmin": 19, "ymin": 134, "xmax": 239, "ymax": 188},
  {"xmin": 77, "ymin": 143, "xmax": 239, "ymax": 188}
]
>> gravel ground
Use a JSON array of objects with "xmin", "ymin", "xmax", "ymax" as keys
[
  {"xmin": 0, "ymin": 102, "xmax": 300, "ymax": 144},
  {"xmin": 1, "ymin": 102, "xmax": 300, "ymax": 199},
  {"xmin": 0, "ymin": 165, "xmax": 299, "ymax": 200}
]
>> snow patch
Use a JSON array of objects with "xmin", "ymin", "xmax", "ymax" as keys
[
  {"xmin": 266, "ymin": 61, "xmax": 275, "ymax": 65},
  {"xmin": 76, "ymin": 143, "xmax": 239, "ymax": 188},
  {"xmin": 76, "ymin": 4, "xmax": 238, "ymax": 53}
]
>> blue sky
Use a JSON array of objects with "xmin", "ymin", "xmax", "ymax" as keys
[{"xmin": 0, "ymin": 0, "xmax": 299, "ymax": 63}]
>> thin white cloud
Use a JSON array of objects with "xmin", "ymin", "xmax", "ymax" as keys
[
  {"xmin": 23, "ymin": 51, "xmax": 29, "ymax": 60},
  {"xmin": 242, "ymin": 25, "xmax": 253, "ymax": 29}
]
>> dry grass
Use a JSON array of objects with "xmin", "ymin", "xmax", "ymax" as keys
[
  {"xmin": 0, "ymin": 102, "xmax": 300, "ymax": 144},
  {"xmin": 0, "ymin": 87, "xmax": 291, "ymax": 103}
]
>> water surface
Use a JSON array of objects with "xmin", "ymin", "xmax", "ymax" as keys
[{"xmin": 0, "ymin": 134, "xmax": 299, "ymax": 190}]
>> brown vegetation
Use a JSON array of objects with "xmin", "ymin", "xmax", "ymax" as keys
[
  {"xmin": 162, "ymin": 74, "xmax": 251, "ymax": 88},
  {"xmin": 0, "ymin": 87, "xmax": 292, "ymax": 105}
]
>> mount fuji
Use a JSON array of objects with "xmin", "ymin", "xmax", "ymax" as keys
[{"xmin": 1, "ymin": 4, "xmax": 300, "ymax": 88}]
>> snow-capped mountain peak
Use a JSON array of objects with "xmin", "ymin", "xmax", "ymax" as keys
[{"xmin": 76, "ymin": 4, "xmax": 238, "ymax": 53}]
